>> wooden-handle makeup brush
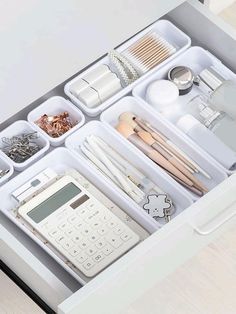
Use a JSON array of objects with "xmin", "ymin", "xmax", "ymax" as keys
[
  {"xmin": 163, "ymin": 168, "xmax": 204, "ymax": 196},
  {"xmin": 119, "ymin": 112, "xmax": 195, "ymax": 174},
  {"xmin": 116, "ymin": 121, "xmax": 195, "ymax": 188},
  {"xmin": 135, "ymin": 117, "xmax": 211, "ymax": 180},
  {"xmin": 137, "ymin": 130, "xmax": 208, "ymax": 193},
  {"xmin": 135, "ymin": 117, "xmax": 197, "ymax": 170},
  {"xmin": 119, "ymin": 112, "xmax": 211, "ymax": 180}
]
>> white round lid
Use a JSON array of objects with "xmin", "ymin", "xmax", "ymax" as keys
[{"xmin": 146, "ymin": 80, "xmax": 179, "ymax": 110}]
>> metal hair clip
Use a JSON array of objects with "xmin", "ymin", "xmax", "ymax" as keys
[
  {"xmin": 1, "ymin": 132, "xmax": 42, "ymax": 163},
  {"xmin": 0, "ymin": 168, "xmax": 10, "ymax": 178},
  {"xmin": 35, "ymin": 111, "xmax": 77, "ymax": 138}
]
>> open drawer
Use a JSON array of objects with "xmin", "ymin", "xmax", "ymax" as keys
[{"xmin": 1, "ymin": 1, "xmax": 236, "ymax": 313}]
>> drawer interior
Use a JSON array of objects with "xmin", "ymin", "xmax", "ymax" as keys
[{"xmin": 1, "ymin": 1, "xmax": 236, "ymax": 311}]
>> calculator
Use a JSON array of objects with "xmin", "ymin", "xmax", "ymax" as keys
[{"xmin": 18, "ymin": 175, "xmax": 140, "ymax": 277}]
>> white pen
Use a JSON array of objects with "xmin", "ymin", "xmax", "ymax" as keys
[{"xmin": 86, "ymin": 136, "xmax": 143, "ymax": 203}]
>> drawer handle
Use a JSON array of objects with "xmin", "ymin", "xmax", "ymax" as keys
[{"xmin": 192, "ymin": 201, "xmax": 236, "ymax": 236}]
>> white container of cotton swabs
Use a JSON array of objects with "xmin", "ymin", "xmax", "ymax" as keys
[
  {"xmin": 64, "ymin": 20, "xmax": 191, "ymax": 117},
  {"xmin": 100, "ymin": 96, "xmax": 228, "ymax": 200},
  {"xmin": 65, "ymin": 120, "xmax": 193, "ymax": 224}
]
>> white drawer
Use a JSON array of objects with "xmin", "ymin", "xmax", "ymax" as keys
[{"xmin": 1, "ymin": 1, "xmax": 236, "ymax": 313}]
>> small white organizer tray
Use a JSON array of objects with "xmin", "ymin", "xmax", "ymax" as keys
[
  {"xmin": 0, "ymin": 152, "xmax": 14, "ymax": 185},
  {"xmin": 27, "ymin": 96, "xmax": 85, "ymax": 147},
  {"xmin": 0, "ymin": 148, "xmax": 156, "ymax": 285},
  {"xmin": 65, "ymin": 121, "xmax": 193, "ymax": 224},
  {"xmin": 132, "ymin": 46, "xmax": 236, "ymax": 172},
  {"xmin": 0, "ymin": 120, "xmax": 50, "ymax": 171},
  {"xmin": 100, "ymin": 96, "xmax": 228, "ymax": 199},
  {"xmin": 64, "ymin": 20, "xmax": 191, "ymax": 117}
]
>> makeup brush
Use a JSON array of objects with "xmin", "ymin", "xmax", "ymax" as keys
[
  {"xmin": 137, "ymin": 130, "xmax": 208, "ymax": 193},
  {"xmin": 119, "ymin": 112, "xmax": 195, "ymax": 174},
  {"xmin": 116, "ymin": 121, "xmax": 196, "ymax": 188},
  {"xmin": 163, "ymin": 168, "xmax": 204, "ymax": 196},
  {"xmin": 119, "ymin": 112, "xmax": 211, "ymax": 180},
  {"xmin": 135, "ymin": 117, "xmax": 211, "ymax": 179}
]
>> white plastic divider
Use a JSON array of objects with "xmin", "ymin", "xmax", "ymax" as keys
[
  {"xmin": 100, "ymin": 96, "xmax": 228, "ymax": 199},
  {"xmin": 132, "ymin": 46, "xmax": 236, "ymax": 172},
  {"xmin": 65, "ymin": 121, "xmax": 193, "ymax": 225},
  {"xmin": 0, "ymin": 120, "xmax": 50, "ymax": 171},
  {"xmin": 0, "ymin": 147, "xmax": 158, "ymax": 285},
  {"xmin": 27, "ymin": 96, "xmax": 85, "ymax": 147},
  {"xmin": 0, "ymin": 152, "xmax": 14, "ymax": 185},
  {"xmin": 64, "ymin": 20, "xmax": 191, "ymax": 117}
]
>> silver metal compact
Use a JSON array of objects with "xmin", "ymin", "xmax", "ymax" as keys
[{"xmin": 168, "ymin": 66, "xmax": 197, "ymax": 95}]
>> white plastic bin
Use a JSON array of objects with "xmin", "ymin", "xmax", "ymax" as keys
[
  {"xmin": 100, "ymin": 96, "xmax": 228, "ymax": 199},
  {"xmin": 28, "ymin": 96, "xmax": 85, "ymax": 146},
  {"xmin": 65, "ymin": 120, "xmax": 193, "ymax": 224},
  {"xmin": 0, "ymin": 120, "xmax": 50, "ymax": 171},
  {"xmin": 0, "ymin": 152, "xmax": 14, "ymax": 185},
  {"xmin": 64, "ymin": 20, "xmax": 191, "ymax": 117}
]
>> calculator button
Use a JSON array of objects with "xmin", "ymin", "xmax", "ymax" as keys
[
  {"xmin": 102, "ymin": 245, "xmax": 114, "ymax": 256},
  {"xmin": 88, "ymin": 232, "xmax": 99, "ymax": 243},
  {"xmin": 107, "ymin": 220, "xmax": 117, "ymax": 229},
  {"xmin": 106, "ymin": 234, "xmax": 123, "ymax": 248},
  {"xmin": 65, "ymin": 228, "xmax": 76, "ymax": 237},
  {"xmin": 95, "ymin": 238, "xmax": 106, "ymax": 249},
  {"xmin": 69, "ymin": 247, "xmax": 80, "ymax": 257},
  {"xmin": 100, "ymin": 213, "xmax": 111, "ymax": 223},
  {"xmin": 48, "ymin": 228, "xmax": 59, "ymax": 237},
  {"xmin": 80, "ymin": 226, "xmax": 92, "ymax": 237},
  {"xmin": 86, "ymin": 245, "xmax": 97, "ymax": 256},
  {"xmin": 55, "ymin": 235, "xmax": 66, "ymax": 244},
  {"xmin": 93, "ymin": 252, "xmax": 104, "ymax": 263},
  {"xmin": 90, "ymin": 209, "xmax": 100, "ymax": 219},
  {"xmin": 62, "ymin": 240, "xmax": 74, "ymax": 251},
  {"xmin": 79, "ymin": 207, "xmax": 89, "ymax": 218},
  {"xmin": 72, "ymin": 235, "xmax": 81, "ymax": 243},
  {"xmin": 78, "ymin": 240, "xmax": 88, "ymax": 250},
  {"xmin": 76, "ymin": 252, "xmax": 88, "ymax": 264},
  {"xmin": 97, "ymin": 225, "xmax": 109, "ymax": 236},
  {"xmin": 121, "ymin": 232, "xmax": 132, "ymax": 242},
  {"xmin": 83, "ymin": 259, "xmax": 94, "ymax": 270},
  {"xmin": 68, "ymin": 215, "xmax": 78, "ymax": 224},
  {"xmin": 86, "ymin": 202, "xmax": 96, "ymax": 211},
  {"xmin": 75, "ymin": 221, "xmax": 83, "ymax": 230},
  {"xmin": 90, "ymin": 220, "xmax": 102, "ymax": 229},
  {"xmin": 58, "ymin": 221, "xmax": 69, "ymax": 231},
  {"xmin": 114, "ymin": 225, "xmax": 123, "ymax": 235}
]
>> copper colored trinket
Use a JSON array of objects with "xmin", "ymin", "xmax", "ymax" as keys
[{"xmin": 35, "ymin": 112, "xmax": 77, "ymax": 138}]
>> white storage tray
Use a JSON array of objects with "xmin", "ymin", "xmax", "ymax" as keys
[
  {"xmin": 64, "ymin": 19, "xmax": 191, "ymax": 117},
  {"xmin": 65, "ymin": 120, "xmax": 193, "ymax": 225},
  {"xmin": 100, "ymin": 96, "xmax": 228, "ymax": 199},
  {"xmin": 0, "ymin": 147, "xmax": 158, "ymax": 285},
  {"xmin": 0, "ymin": 153, "xmax": 14, "ymax": 185},
  {"xmin": 27, "ymin": 96, "xmax": 85, "ymax": 147},
  {"xmin": 0, "ymin": 120, "xmax": 50, "ymax": 171},
  {"xmin": 132, "ymin": 46, "xmax": 236, "ymax": 171}
]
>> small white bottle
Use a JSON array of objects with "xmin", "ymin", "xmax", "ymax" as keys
[
  {"xmin": 177, "ymin": 114, "xmax": 236, "ymax": 170},
  {"xmin": 199, "ymin": 67, "xmax": 236, "ymax": 120}
]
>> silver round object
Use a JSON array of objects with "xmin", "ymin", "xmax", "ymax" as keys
[{"xmin": 168, "ymin": 66, "xmax": 195, "ymax": 95}]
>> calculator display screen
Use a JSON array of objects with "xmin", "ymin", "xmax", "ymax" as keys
[{"xmin": 27, "ymin": 183, "xmax": 81, "ymax": 223}]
